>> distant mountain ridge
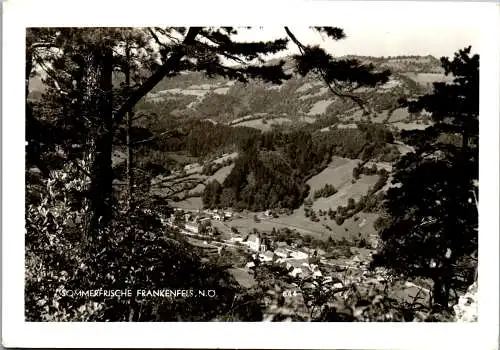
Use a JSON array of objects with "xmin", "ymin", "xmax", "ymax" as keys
[
  {"xmin": 27, "ymin": 54, "xmax": 445, "ymax": 97},
  {"xmin": 341, "ymin": 55, "xmax": 444, "ymax": 73},
  {"xmin": 28, "ymin": 54, "xmax": 450, "ymax": 131},
  {"xmin": 134, "ymin": 54, "xmax": 450, "ymax": 131},
  {"xmin": 265, "ymin": 54, "xmax": 444, "ymax": 74}
]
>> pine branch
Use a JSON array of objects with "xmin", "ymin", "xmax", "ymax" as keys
[
  {"xmin": 200, "ymin": 28, "xmax": 288, "ymax": 60},
  {"xmin": 148, "ymin": 28, "xmax": 168, "ymax": 49},
  {"xmin": 33, "ymin": 54, "xmax": 70, "ymax": 95},
  {"xmin": 313, "ymin": 27, "xmax": 346, "ymax": 41},
  {"xmin": 284, "ymin": 27, "xmax": 370, "ymax": 113},
  {"xmin": 196, "ymin": 40, "xmax": 245, "ymax": 64},
  {"xmin": 148, "ymin": 27, "xmax": 174, "ymax": 60},
  {"xmin": 113, "ymin": 27, "xmax": 202, "ymax": 125},
  {"xmin": 154, "ymin": 27, "xmax": 183, "ymax": 45}
]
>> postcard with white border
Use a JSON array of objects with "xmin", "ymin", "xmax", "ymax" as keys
[{"xmin": 2, "ymin": 0, "xmax": 499, "ymax": 349}]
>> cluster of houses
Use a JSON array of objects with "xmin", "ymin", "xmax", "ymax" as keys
[
  {"xmin": 164, "ymin": 208, "xmax": 234, "ymax": 235},
  {"xmin": 164, "ymin": 207, "xmax": 326, "ymax": 281},
  {"xmin": 233, "ymin": 233, "xmax": 324, "ymax": 280},
  {"xmin": 204, "ymin": 208, "xmax": 233, "ymax": 221}
]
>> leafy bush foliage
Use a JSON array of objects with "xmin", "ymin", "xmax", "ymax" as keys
[
  {"xmin": 26, "ymin": 166, "xmax": 262, "ymax": 321},
  {"xmin": 311, "ymin": 282, "xmax": 454, "ymax": 322}
]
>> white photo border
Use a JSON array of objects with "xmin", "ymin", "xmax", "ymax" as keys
[{"xmin": 2, "ymin": 0, "xmax": 499, "ymax": 349}]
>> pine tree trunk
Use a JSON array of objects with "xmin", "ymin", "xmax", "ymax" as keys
[
  {"xmin": 462, "ymin": 130, "xmax": 469, "ymax": 151},
  {"xmin": 432, "ymin": 268, "xmax": 451, "ymax": 308},
  {"xmin": 126, "ymin": 110, "xmax": 133, "ymax": 212},
  {"xmin": 124, "ymin": 42, "xmax": 134, "ymax": 213},
  {"xmin": 26, "ymin": 49, "xmax": 32, "ymax": 97},
  {"xmin": 80, "ymin": 48, "xmax": 114, "ymax": 246},
  {"xmin": 432, "ymin": 278, "xmax": 447, "ymax": 307}
]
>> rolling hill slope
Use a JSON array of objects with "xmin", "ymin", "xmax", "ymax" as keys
[{"xmin": 132, "ymin": 55, "xmax": 447, "ymax": 133}]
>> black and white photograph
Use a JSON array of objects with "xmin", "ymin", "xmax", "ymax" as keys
[{"xmin": 2, "ymin": 0, "xmax": 499, "ymax": 348}]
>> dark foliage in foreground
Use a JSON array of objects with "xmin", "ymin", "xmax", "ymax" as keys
[
  {"xmin": 373, "ymin": 47, "xmax": 479, "ymax": 307},
  {"xmin": 26, "ymin": 193, "xmax": 263, "ymax": 321}
]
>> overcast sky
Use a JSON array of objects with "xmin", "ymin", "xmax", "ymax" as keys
[{"xmin": 232, "ymin": 25, "xmax": 480, "ymax": 59}]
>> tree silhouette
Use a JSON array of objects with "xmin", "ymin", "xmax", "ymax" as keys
[
  {"xmin": 404, "ymin": 46, "xmax": 479, "ymax": 151},
  {"xmin": 373, "ymin": 47, "xmax": 479, "ymax": 307}
]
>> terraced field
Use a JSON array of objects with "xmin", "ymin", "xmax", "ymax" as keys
[
  {"xmin": 402, "ymin": 72, "xmax": 454, "ymax": 86},
  {"xmin": 154, "ymin": 154, "xmax": 238, "ymax": 203},
  {"xmin": 229, "ymin": 210, "xmax": 380, "ymax": 241},
  {"xmin": 388, "ymin": 108, "xmax": 410, "ymax": 123},
  {"xmin": 392, "ymin": 122, "xmax": 430, "ymax": 131},
  {"xmin": 307, "ymin": 99, "xmax": 335, "ymax": 115},
  {"xmin": 311, "ymin": 174, "xmax": 379, "ymax": 212},
  {"xmin": 233, "ymin": 117, "xmax": 292, "ymax": 131},
  {"xmin": 306, "ymin": 156, "xmax": 360, "ymax": 195}
]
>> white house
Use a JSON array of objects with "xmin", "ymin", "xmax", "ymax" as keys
[
  {"xmin": 184, "ymin": 223, "xmax": 199, "ymax": 234},
  {"xmin": 289, "ymin": 250, "xmax": 308, "ymax": 260},
  {"xmin": 258, "ymin": 251, "xmax": 274, "ymax": 263},
  {"xmin": 245, "ymin": 261, "xmax": 256, "ymax": 269},
  {"xmin": 230, "ymin": 236, "xmax": 244, "ymax": 243},
  {"xmin": 246, "ymin": 234, "xmax": 260, "ymax": 252},
  {"xmin": 332, "ymin": 282, "xmax": 344, "ymax": 289}
]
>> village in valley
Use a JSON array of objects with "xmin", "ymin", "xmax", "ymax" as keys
[
  {"xmin": 134, "ymin": 116, "xmax": 439, "ymax": 320},
  {"xmin": 156, "ymin": 197, "xmax": 423, "ymax": 320}
]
